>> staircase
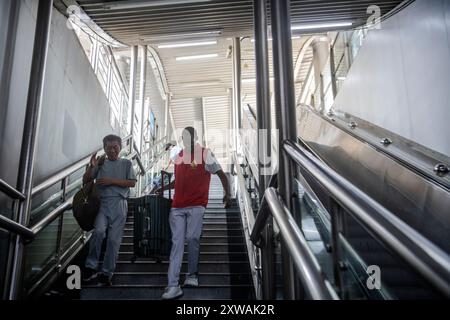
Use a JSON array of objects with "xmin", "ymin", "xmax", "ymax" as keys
[{"xmin": 80, "ymin": 175, "xmax": 255, "ymax": 299}]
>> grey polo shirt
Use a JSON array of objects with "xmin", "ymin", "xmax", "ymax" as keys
[{"xmin": 91, "ymin": 158, "xmax": 137, "ymax": 199}]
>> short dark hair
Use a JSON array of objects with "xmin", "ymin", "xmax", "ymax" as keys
[{"xmin": 103, "ymin": 134, "xmax": 122, "ymax": 148}]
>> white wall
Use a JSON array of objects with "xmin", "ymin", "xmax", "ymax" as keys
[
  {"xmin": 0, "ymin": 0, "xmax": 118, "ymax": 189},
  {"xmin": 333, "ymin": 0, "xmax": 450, "ymax": 157}
]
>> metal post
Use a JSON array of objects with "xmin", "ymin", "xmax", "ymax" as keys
[
  {"xmin": 254, "ymin": 0, "xmax": 271, "ymax": 194},
  {"xmin": 7, "ymin": 0, "xmax": 53, "ymax": 300},
  {"xmin": 164, "ymin": 93, "xmax": 169, "ymax": 138},
  {"xmin": 128, "ymin": 45, "xmax": 138, "ymax": 152},
  {"xmin": 330, "ymin": 199, "xmax": 345, "ymax": 297},
  {"xmin": 254, "ymin": 0, "xmax": 275, "ymax": 300},
  {"xmin": 138, "ymin": 45, "xmax": 147, "ymax": 195},
  {"xmin": 232, "ymin": 38, "xmax": 242, "ymax": 151},
  {"xmin": 344, "ymin": 32, "xmax": 353, "ymax": 71},
  {"xmin": 319, "ymin": 73, "xmax": 325, "ymax": 112},
  {"xmin": 329, "ymin": 45, "xmax": 338, "ymax": 99},
  {"xmin": 55, "ymin": 177, "xmax": 68, "ymax": 268},
  {"xmin": 106, "ymin": 51, "xmax": 113, "ymax": 103},
  {"xmin": 270, "ymin": 0, "xmax": 298, "ymax": 300},
  {"xmin": 139, "ymin": 45, "xmax": 147, "ymax": 154}
]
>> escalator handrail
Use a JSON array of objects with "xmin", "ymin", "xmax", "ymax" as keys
[{"xmin": 283, "ymin": 139, "xmax": 450, "ymax": 297}]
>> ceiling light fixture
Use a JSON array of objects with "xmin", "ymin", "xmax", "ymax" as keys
[
  {"xmin": 158, "ymin": 40, "xmax": 217, "ymax": 49},
  {"xmin": 140, "ymin": 29, "xmax": 222, "ymax": 42},
  {"xmin": 291, "ymin": 22, "xmax": 353, "ymax": 31},
  {"xmin": 103, "ymin": 0, "xmax": 212, "ymax": 10},
  {"xmin": 176, "ymin": 53, "xmax": 219, "ymax": 61}
]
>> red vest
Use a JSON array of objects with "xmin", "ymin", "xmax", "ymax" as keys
[{"xmin": 172, "ymin": 145, "xmax": 211, "ymax": 208}]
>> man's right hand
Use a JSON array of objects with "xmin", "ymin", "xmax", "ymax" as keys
[
  {"xmin": 89, "ymin": 152, "xmax": 98, "ymax": 168},
  {"xmin": 223, "ymin": 194, "xmax": 231, "ymax": 209},
  {"xmin": 89, "ymin": 153, "xmax": 106, "ymax": 168}
]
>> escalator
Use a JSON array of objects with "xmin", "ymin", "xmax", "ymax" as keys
[
  {"xmin": 235, "ymin": 102, "xmax": 449, "ymax": 300},
  {"xmin": 291, "ymin": 105, "xmax": 450, "ymax": 299}
]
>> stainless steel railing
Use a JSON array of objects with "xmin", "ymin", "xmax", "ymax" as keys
[
  {"xmin": 282, "ymin": 139, "xmax": 450, "ymax": 298},
  {"xmin": 232, "ymin": 152, "xmax": 262, "ymax": 299}
]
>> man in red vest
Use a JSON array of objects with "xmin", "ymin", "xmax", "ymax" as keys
[{"xmin": 158, "ymin": 126, "xmax": 231, "ymax": 299}]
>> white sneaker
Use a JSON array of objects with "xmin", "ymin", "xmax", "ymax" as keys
[
  {"xmin": 161, "ymin": 286, "xmax": 183, "ymax": 300},
  {"xmin": 184, "ymin": 275, "xmax": 199, "ymax": 287}
]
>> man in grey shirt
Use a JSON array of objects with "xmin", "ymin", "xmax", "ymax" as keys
[{"xmin": 82, "ymin": 134, "xmax": 137, "ymax": 286}]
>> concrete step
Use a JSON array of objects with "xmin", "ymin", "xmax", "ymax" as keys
[
  {"xmin": 121, "ymin": 235, "xmax": 245, "ymax": 245},
  {"xmin": 120, "ymin": 242, "xmax": 247, "ymax": 253},
  {"xmin": 80, "ymin": 284, "xmax": 254, "ymax": 300},
  {"xmin": 109, "ymin": 272, "xmax": 252, "ymax": 286},
  {"xmin": 118, "ymin": 251, "xmax": 249, "ymax": 261},
  {"xmin": 123, "ymin": 228, "xmax": 244, "ymax": 237},
  {"xmin": 125, "ymin": 220, "xmax": 243, "ymax": 228},
  {"xmin": 113, "ymin": 261, "xmax": 251, "ymax": 273}
]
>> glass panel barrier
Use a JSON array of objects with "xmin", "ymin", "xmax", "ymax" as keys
[
  {"xmin": 292, "ymin": 178, "xmax": 335, "ymax": 288},
  {"xmin": 24, "ymin": 217, "xmax": 60, "ymax": 290},
  {"xmin": 339, "ymin": 213, "xmax": 442, "ymax": 300},
  {"xmin": 60, "ymin": 209, "xmax": 83, "ymax": 253}
]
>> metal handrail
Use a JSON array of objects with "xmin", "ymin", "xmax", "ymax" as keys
[
  {"xmin": 0, "ymin": 196, "xmax": 74, "ymax": 240},
  {"xmin": 252, "ymin": 187, "xmax": 337, "ymax": 300},
  {"xmin": 0, "ymin": 178, "xmax": 25, "ymax": 200},
  {"xmin": 283, "ymin": 139, "xmax": 450, "ymax": 297},
  {"xmin": 0, "ymin": 215, "xmax": 34, "ymax": 239},
  {"xmin": 232, "ymin": 152, "xmax": 262, "ymax": 299},
  {"xmin": 28, "ymin": 196, "xmax": 73, "ymax": 237},
  {"xmin": 233, "ymin": 153, "xmax": 256, "ymax": 233}
]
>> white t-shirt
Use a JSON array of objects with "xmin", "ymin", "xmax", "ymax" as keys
[
  {"xmin": 204, "ymin": 149, "xmax": 222, "ymax": 174},
  {"xmin": 169, "ymin": 146, "xmax": 182, "ymax": 161}
]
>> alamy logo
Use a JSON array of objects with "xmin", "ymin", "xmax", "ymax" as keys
[
  {"xmin": 66, "ymin": 265, "xmax": 81, "ymax": 290},
  {"xmin": 366, "ymin": 265, "xmax": 381, "ymax": 290}
]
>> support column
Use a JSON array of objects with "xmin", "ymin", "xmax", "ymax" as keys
[
  {"xmin": 270, "ymin": 0, "xmax": 298, "ymax": 300},
  {"xmin": 128, "ymin": 45, "xmax": 138, "ymax": 152},
  {"xmin": 311, "ymin": 37, "xmax": 330, "ymax": 112},
  {"xmin": 164, "ymin": 93, "xmax": 169, "ymax": 139},
  {"xmin": 232, "ymin": 38, "xmax": 242, "ymax": 152},
  {"xmin": 139, "ymin": 45, "xmax": 147, "ymax": 154},
  {"xmin": 330, "ymin": 45, "xmax": 338, "ymax": 99},
  {"xmin": 254, "ymin": 0, "xmax": 275, "ymax": 300},
  {"xmin": 7, "ymin": 0, "xmax": 53, "ymax": 300},
  {"xmin": 254, "ymin": 0, "xmax": 272, "ymax": 194},
  {"xmin": 138, "ymin": 45, "xmax": 147, "ymax": 195}
]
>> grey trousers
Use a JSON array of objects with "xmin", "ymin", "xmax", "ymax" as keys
[
  {"xmin": 85, "ymin": 197, "xmax": 127, "ymax": 278},
  {"xmin": 167, "ymin": 206, "xmax": 205, "ymax": 287}
]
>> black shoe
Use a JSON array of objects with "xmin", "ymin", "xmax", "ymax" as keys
[
  {"xmin": 97, "ymin": 274, "xmax": 112, "ymax": 286},
  {"xmin": 82, "ymin": 268, "xmax": 98, "ymax": 283}
]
